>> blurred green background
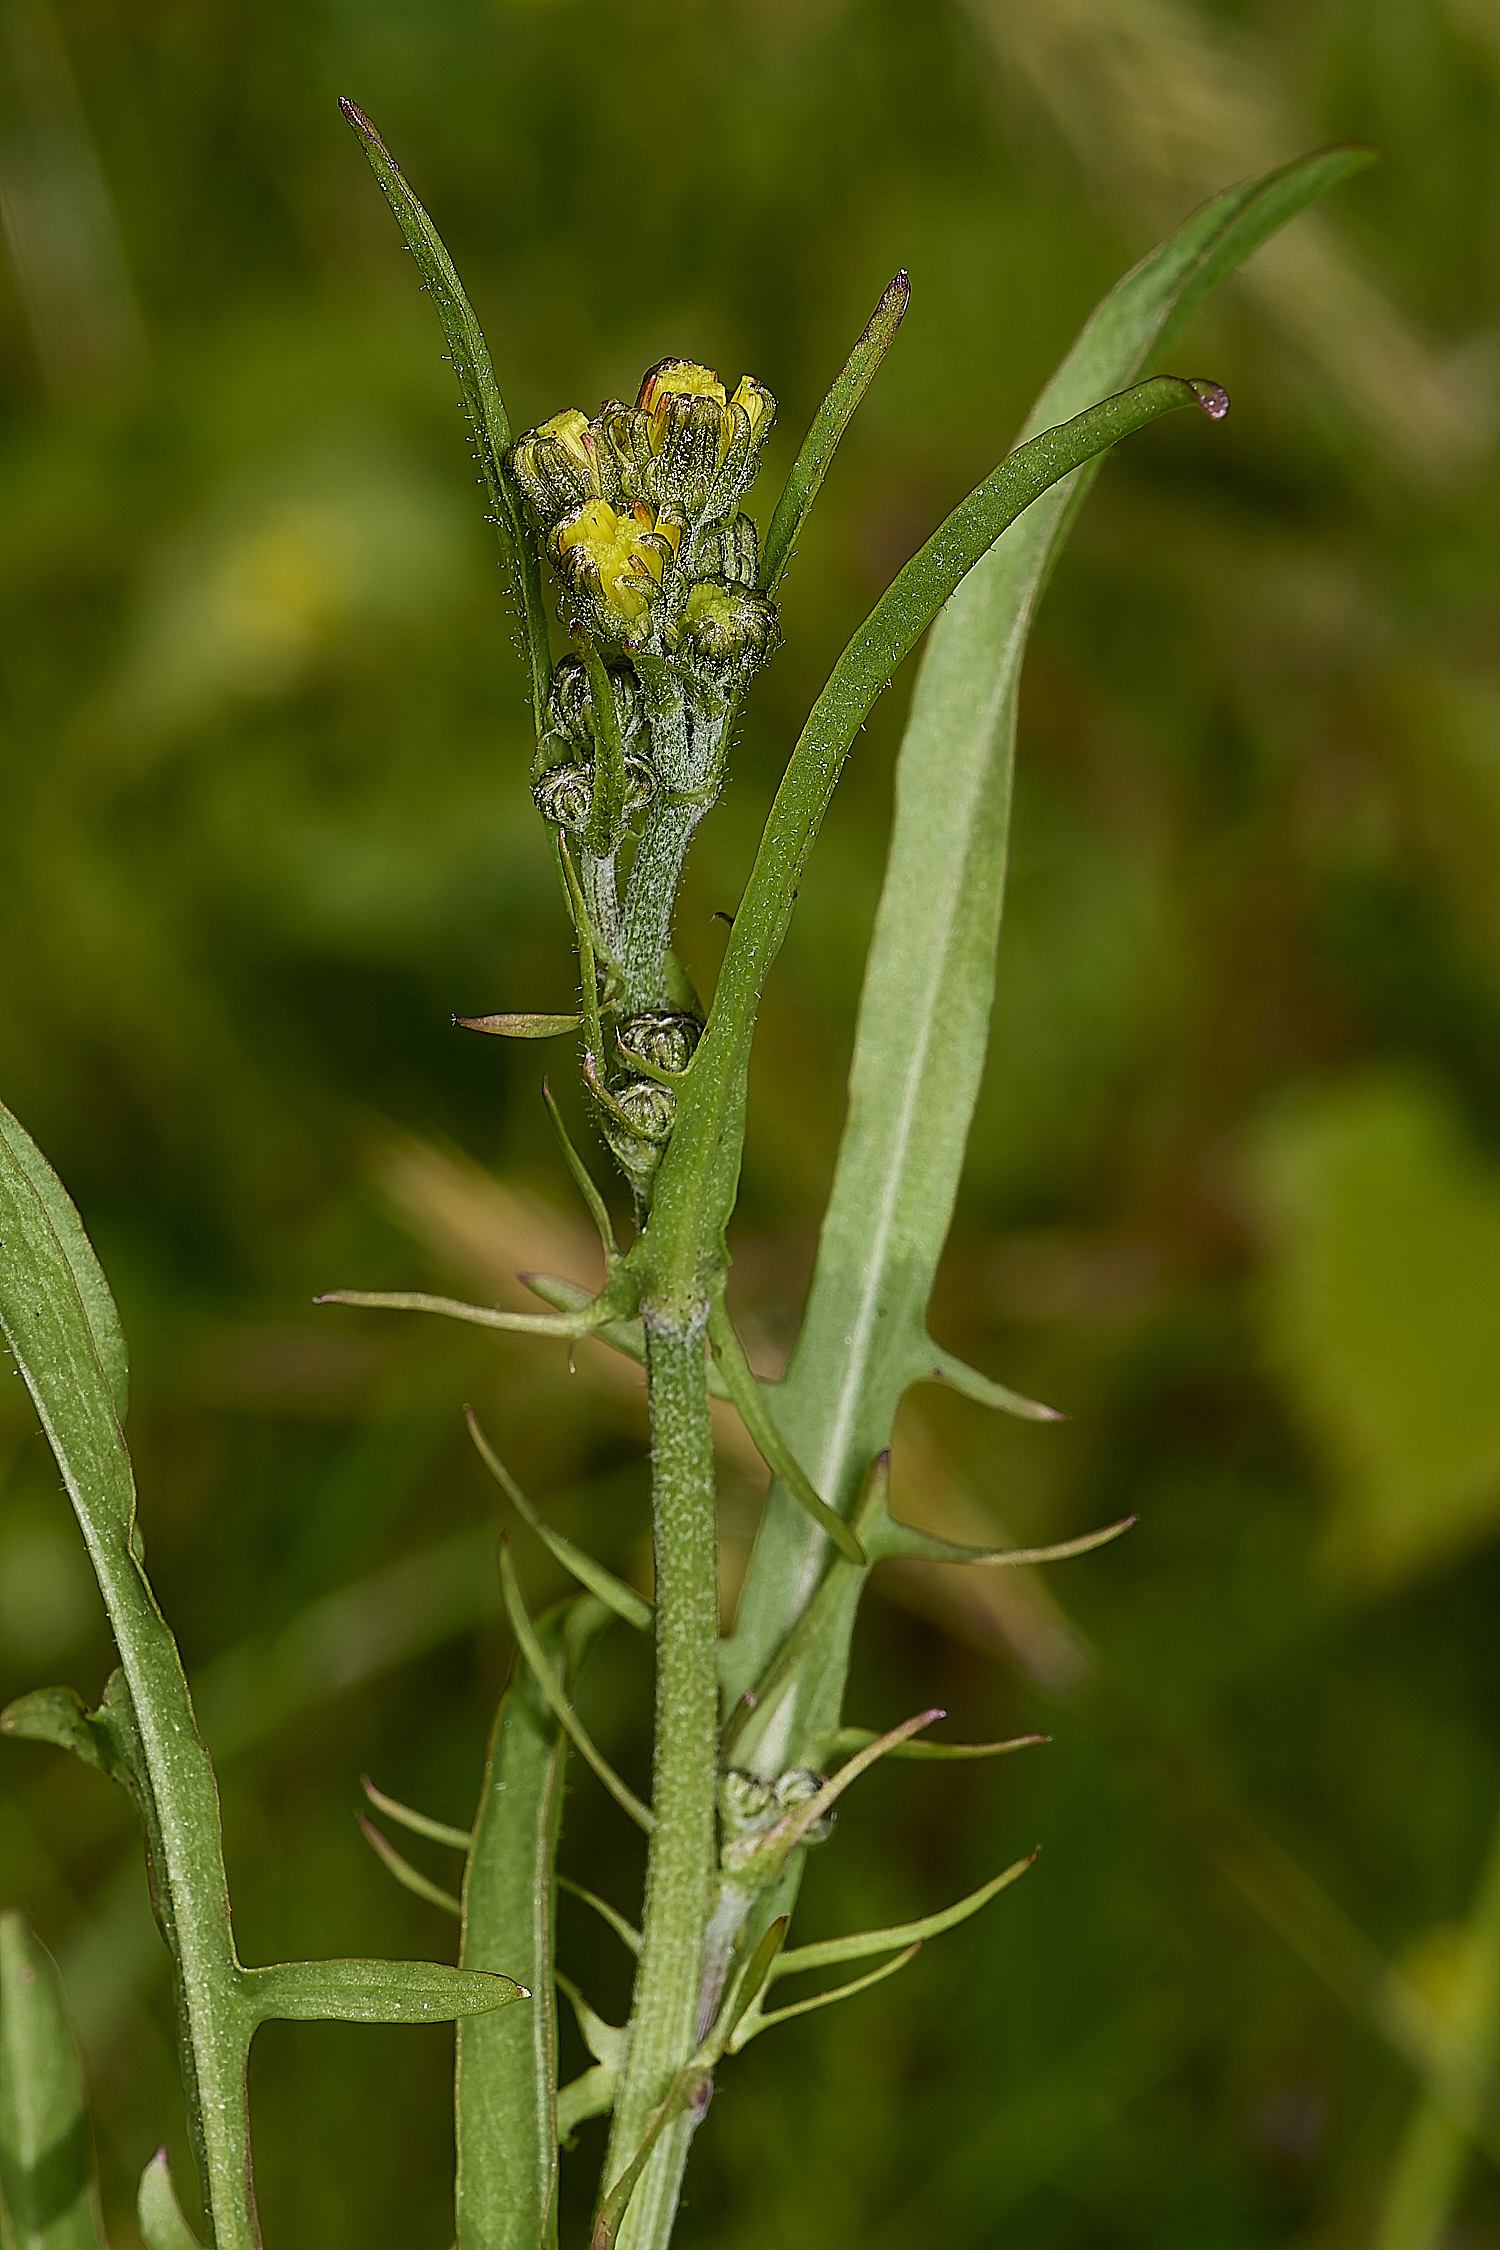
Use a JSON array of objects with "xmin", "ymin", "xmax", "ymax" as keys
[{"xmin": 4, "ymin": 0, "xmax": 1500, "ymax": 2244}]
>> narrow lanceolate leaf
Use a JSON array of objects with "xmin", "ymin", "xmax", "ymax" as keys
[
  {"xmin": 591, "ymin": 2068, "xmax": 713, "ymax": 2250},
  {"xmin": 769, "ymin": 1855, "xmax": 1035, "ymax": 1980},
  {"xmin": 651, "ymin": 374, "xmax": 1227, "ymax": 1291},
  {"xmin": 859, "ymin": 1453, "xmax": 1136, "ymax": 1568},
  {"xmin": 360, "ymin": 1775, "xmax": 472, "ymax": 1852},
  {"xmin": 456, "ymin": 1013, "xmax": 583, "ymax": 1039},
  {"xmin": 500, "ymin": 1544, "xmax": 653, "ymax": 1833},
  {"xmin": 925, "ymin": 1344, "xmax": 1059, "ymax": 1421},
  {"xmin": 730, "ymin": 1941, "xmax": 922, "ymax": 2051},
  {"xmin": 556, "ymin": 1877, "xmax": 642, "ymax": 1959},
  {"xmin": 0, "ymin": 1114, "xmax": 256, "ymax": 2248},
  {"xmin": 314, "ymin": 1286, "xmax": 629, "ymax": 1338},
  {"xmin": 0, "ymin": 1915, "xmax": 108, "ymax": 2250},
  {"xmin": 357, "ymin": 1817, "xmax": 463, "ymax": 1918},
  {"xmin": 242, "ymin": 1957, "xmax": 523, "ymax": 2024},
  {"xmin": 0, "ymin": 1107, "xmax": 127, "ymax": 1422},
  {"xmin": 710, "ymin": 1918, "xmax": 789, "ymax": 2057},
  {"xmin": 761, "ymin": 270, "xmax": 910, "ymax": 594},
  {"xmin": 459, "ymin": 1598, "xmax": 612, "ymax": 2250},
  {"xmin": 706, "ymin": 1297, "xmax": 865, "ymax": 1565},
  {"xmin": 338, "ymin": 99, "xmax": 551, "ymax": 726},
  {"xmin": 824, "ymin": 1726, "xmax": 1047, "ymax": 1764},
  {"xmin": 137, "ymin": 2150, "xmax": 203, "ymax": 2250},
  {"xmin": 542, "ymin": 1083, "xmax": 622, "ymax": 1264},
  {"xmin": 724, "ymin": 148, "xmax": 1374, "ymax": 1716},
  {"xmin": 468, "ymin": 1412, "xmax": 654, "ymax": 1632}
]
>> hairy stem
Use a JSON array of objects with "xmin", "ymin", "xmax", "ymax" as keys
[
  {"xmin": 619, "ymin": 802, "xmax": 705, "ymax": 1009},
  {"xmin": 603, "ymin": 1310, "xmax": 720, "ymax": 2249}
]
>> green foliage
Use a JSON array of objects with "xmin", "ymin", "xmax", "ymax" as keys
[
  {"xmin": 0, "ymin": 1914, "xmax": 106, "ymax": 2250},
  {"xmin": 3, "ymin": 13, "xmax": 1499, "ymax": 2250},
  {"xmin": 1251, "ymin": 1074, "xmax": 1500, "ymax": 1585}
]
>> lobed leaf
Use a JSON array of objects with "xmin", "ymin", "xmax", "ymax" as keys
[
  {"xmin": 0, "ymin": 1914, "xmax": 108, "ymax": 2250},
  {"xmin": 724, "ymin": 147, "xmax": 1375, "ymax": 1716}
]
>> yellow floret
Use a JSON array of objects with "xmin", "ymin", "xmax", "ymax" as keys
[{"xmin": 556, "ymin": 499, "xmax": 672, "ymax": 627}]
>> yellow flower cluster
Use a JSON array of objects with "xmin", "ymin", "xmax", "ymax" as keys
[{"xmin": 510, "ymin": 359, "xmax": 778, "ymax": 663}]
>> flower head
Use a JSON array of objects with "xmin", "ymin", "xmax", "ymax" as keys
[
  {"xmin": 511, "ymin": 408, "xmax": 617, "ymax": 529},
  {"xmin": 553, "ymin": 497, "xmax": 683, "ymax": 642}
]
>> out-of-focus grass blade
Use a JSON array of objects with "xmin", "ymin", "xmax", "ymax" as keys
[
  {"xmin": 459, "ymin": 1597, "xmax": 613, "ymax": 2250},
  {"xmin": 1372, "ymin": 1793, "xmax": 1500, "ymax": 2250},
  {"xmin": 0, "ymin": 1914, "xmax": 108, "ymax": 2250},
  {"xmin": 338, "ymin": 99, "xmax": 551, "ymax": 727},
  {"xmin": 760, "ymin": 270, "xmax": 910, "ymax": 594},
  {"xmin": 725, "ymin": 147, "xmax": 1375, "ymax": 1715}
]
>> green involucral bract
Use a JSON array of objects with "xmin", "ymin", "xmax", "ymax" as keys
[{"xmin": 0, "ymin": 105, "xmax": 1371, "ymax": 2250}]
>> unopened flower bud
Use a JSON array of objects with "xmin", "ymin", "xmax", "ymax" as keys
[
  {"xmin": 510, "ymin": 409, "xmax": 617, "ymax": 530},
  {"xmin": 676, "ymin": 579, "xmax": 779, "ymax": 679},
  {"xmin": 534, "ymin": 753, "xmax": 657, "ymax": 834},
  {"xmin": 626, "ymin": 361, "xmax": 777, "ymax": 526},
  {"xmin": 773, "ymin": 1767, "xmax": 835, "ymax": 1843},
  {"xmin": 613, "ymin": 1078, "xmax": 676, "ymax": 1143},
  {"xmin": 533, "ymin": 763, "xmax": 593, "ymax": 830},
  {"xmin": 618, "ymin": 1011, "xmax": 700, "ymax": 1074},
  {"xmin": 721, "ymin": 1770, "xmax": 777, "ymax": 1837},
  {"xmin": 545, "ymin": 653, "xmax": 645, "ymax": 752},
  {"xmin": 686, "ymin": 511, "xmax": 759, "ymax": 587}
]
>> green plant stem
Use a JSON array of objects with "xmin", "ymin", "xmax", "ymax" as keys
[
  {"xmin": 620, "ymin": 802, "xmax": 705, "ymax": 1008},
  {"xmin": 603, "ymin": 1311, "xmax": 720, "ymax": 2250}
]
